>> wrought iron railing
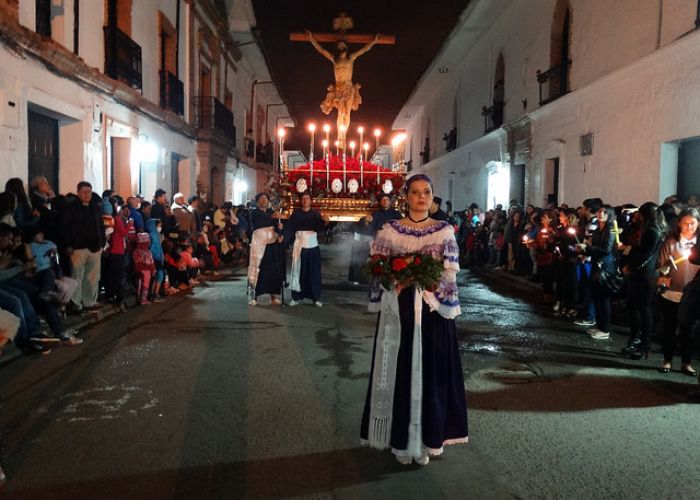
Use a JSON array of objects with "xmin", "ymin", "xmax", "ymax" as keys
[
  {"xmin": 193, "ymin": 97, "xmax": 236, "ymax": 146},
  {"xmin": 536, "ymin": 62, "xmax": 571, "ymax": 105},
  {"xmin": 160, "ymin": 70, "xmax": 184, "ymax": 115},
  {"xmin": 443, "ymin": 127, "xmax": 457, "ymax": 152},
  {"xmin": 104, "ymin": 26, "xmax": 142, "ymax": 91},
  {"xmin": 482, "ymin": 102, "xmax": 504, "ymax": 134}
]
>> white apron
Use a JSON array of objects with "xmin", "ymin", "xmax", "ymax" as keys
[
  {"xmin": 247, "ymin": 227, "xmax": 278, "ymax": 288},
  {"xmin": 290, "ymin": 231, "xmax": 318, "ymax": 292}
]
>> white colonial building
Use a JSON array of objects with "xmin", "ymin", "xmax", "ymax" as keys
[
  {"xmin": 393, "ymin": 0, "xmax": 700, "ymax": 210},
  {"xmin": 0, "ymin": 0, "xmax": 288, "ymax": 206}
]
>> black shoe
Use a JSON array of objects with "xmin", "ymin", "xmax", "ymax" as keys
[
  {"xmin": 681, "ymin": 367, "xmax": 698, "ymax": 377},
  {"xmin": 628, "ymin": 346, "xmax": 650, "ymax": 360},
  {"xmin": 621, "ymin": 337, "xmax": 642, "ymax": 355},
  {"xmin": 657, "ymin": 367, "xmax": 671, "ymax": 373}
]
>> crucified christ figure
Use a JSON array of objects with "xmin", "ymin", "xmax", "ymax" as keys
[{"xmin": 305, "ymin": 29, "xmax": 381, "ymax": 144}]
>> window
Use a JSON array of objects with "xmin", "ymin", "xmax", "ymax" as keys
[{"xmin": 36, "ymin": 0, "xmax": 51, "ymax": 37}]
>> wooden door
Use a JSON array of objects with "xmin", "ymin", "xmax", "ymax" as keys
[{"xmin": 28, "ymin": 110, "xmax": 59, "ymax": 192}]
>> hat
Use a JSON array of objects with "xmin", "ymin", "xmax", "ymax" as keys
[
  {"xmin": 187, "ymin": 195, "xmax": 200, "ymax": 204},
  {"xmin": 137, "ymin": 232, "xmax": 150, "ymax": 244}
]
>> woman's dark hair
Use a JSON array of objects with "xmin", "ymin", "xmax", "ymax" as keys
[
  {"xmin": 255, "ymin": 192, "xmax": 269, "ymax": 202},
  {"xmin": 403, "ymin": 174, "xmax": 433, "ymax": 194},
  {"xmin": 599, "ymin": 205, "xmax": 616, "ymax": 224},
  {"xmin": 0, "ymin": 191, "xmax": 17, "ymax": 215},
  {"xmin": 5, "ymin": 178, "xmax": 31, "ymax": 210},
  {"xmin": 638, "ymin": 201, "xmax": 668, "ymax": 234},
  {"xmin": 658, "ymin": 203, "xmax": 677, "ymax": 225},
  {"xmin": 673, "ymin": 207, "xmax": 700, "ymax": 240},
  {"xmin": 298, "ymin": 191, "xmax": 312, "ymax": 201}
]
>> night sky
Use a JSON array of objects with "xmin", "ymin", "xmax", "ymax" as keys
[{"xmin": 252, "ymin": 1, "xmax": 469, "ymax": 150}]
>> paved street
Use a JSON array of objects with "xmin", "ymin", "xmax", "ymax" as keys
[{"xmin": 1, "ymin": 235, "xmax": 699, "ymax": 499}]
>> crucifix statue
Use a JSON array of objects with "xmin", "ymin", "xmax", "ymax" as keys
[{"xmin": 291, "ymin": 13, "xmax": 395, "ymax": 147}]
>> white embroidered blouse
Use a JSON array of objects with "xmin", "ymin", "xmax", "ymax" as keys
[{"xmin": 369, "ymin": 220, "xmax": 461, "ymax": 319}]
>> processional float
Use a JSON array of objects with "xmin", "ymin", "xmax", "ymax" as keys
[{"xmin": 273, "ymin": 13, "xmax": 406, "ymax": 221}]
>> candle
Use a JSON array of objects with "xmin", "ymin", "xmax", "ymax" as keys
[
  {"xmin": 567, "ymin": 227, "xmax": 581, "ymax": 244},
  {"xmin": 349, "ymin": 140, "xmax": 356, "ymax": 159},
  {"xmin": 323, "ymin": 123, "xmax": 331, "ymax": 154},
  {"xmin": 612, "ymin": 219, "xmax": 621, "ymax": 245},
  {"xmin": 373, "ymin": 128, "xmax": 381, "ymax": 151},
  {"xmin": 358, "ymin": 126, "xmax": 364, "ymax": 161},
  {"xmin": 362, "ymin": 142, "xmax": 369, "ymax": 186},
  {"xmin": 322, "ymin": 139, "xmax": 329, "ymax": 188},
  {"xmin": 308, "ymin": 124, "xmax": 316, "ymax": 191}
]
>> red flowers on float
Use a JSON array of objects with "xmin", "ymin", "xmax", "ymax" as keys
[{"xmin": 285, "ymin": 155, "xmax": 404, "ymax": 199}]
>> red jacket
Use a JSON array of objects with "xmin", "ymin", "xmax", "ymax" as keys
[{"xmin": 109, "ymin": 216, "xmax": 133, "ymax": 255}]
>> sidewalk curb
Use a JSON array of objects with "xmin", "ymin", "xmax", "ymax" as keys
[{"xmin": 0, "ymin": 268, "xmax": 240, "ymax": 367}]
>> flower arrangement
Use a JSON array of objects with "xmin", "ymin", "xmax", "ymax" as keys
[
  {"xmin": 285, "ymin": 155, "xmax": 404, "ymax": 199},
  {"xmin": 364, "ymin": 252, "xmax": 444, "ymax": 291}
]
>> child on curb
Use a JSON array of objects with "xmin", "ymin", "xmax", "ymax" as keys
[
  {"xmin": 146, "ymin": 219, "xmax": 166, "ymax": 301},
  {"xmin": 132, "ymin": 233, "xmax": 156, "ymax": 305},
  {"xmin": 29, "ymin": 228, "xmax": 78, "ymax": 310}
]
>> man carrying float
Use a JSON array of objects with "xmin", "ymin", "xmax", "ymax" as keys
[
  {"xmin": 247, "ymin": 193, "xmax": 285, "ymax": 306},
  {"xmin": 283, "ymin": 192, "xmax": 329, "ymax": 307}
]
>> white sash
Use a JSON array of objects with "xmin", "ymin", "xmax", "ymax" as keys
[
  {"xmin": 247, "ymin": 227, "xmax": 277, "ymax": 288},
  {"xmin": 290, "ymin": 231, "xmax": 318, "ymax": 292},
  {"xmin": 367, "ymin": 287, "xmax": 424, "ymax": 459},
  {"xmin": 353, "ymin": 232, "xmax": 373, "ymax": 242}
]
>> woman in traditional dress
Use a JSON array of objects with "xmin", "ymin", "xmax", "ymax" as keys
[
  {"xmin": 360, "ymin": 174, "xmax": 468, "ymax": 466},
  {"xmin": 247, "ymin": 193, "xmax": 285, "ymax": 306},
  {"xmin": 283, "ymin": 192, "xmax": 328, "ymax": 307}
]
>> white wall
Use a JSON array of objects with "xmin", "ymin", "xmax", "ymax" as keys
[{"xmin": 394, "ymin": 0, "xmax": 700, "ymax": 208}]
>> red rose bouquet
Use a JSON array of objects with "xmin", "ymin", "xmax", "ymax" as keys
[{"xmin": 363, "ymin": 252, "xmax": 444, "ymax": 291}]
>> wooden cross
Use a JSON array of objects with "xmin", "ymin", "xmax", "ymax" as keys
[{"xmin": 290, "ymin": 12, "xmax": 395, "ymax": 46}]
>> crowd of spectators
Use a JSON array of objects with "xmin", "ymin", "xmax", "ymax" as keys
[
  {"xmin": 0, "ymin": 176, "xmax": 252, "ymax": 358},
  {"xmin": 452, "ymin": 194, "xmax": 700, "ymax": 375}
]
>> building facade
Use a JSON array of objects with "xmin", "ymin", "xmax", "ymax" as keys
[
  {"xmin": 393, "ymin": 0, "xmax": 700, "ymax": 210},
  {"xmin": 0, "ymin": 0, "xmax": 287, "ymax": 206}
]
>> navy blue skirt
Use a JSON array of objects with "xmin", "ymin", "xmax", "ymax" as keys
[
  {"xmin": 255, "ymin": 242, "xmax": 285, "ymax": 297},
  {"xmin": 292, "ymin": 247, "xmax": 322, "ymax": 301},
  {"xmin": 360, "ymin": 287, "xmax": 468, "ymax": 451}
]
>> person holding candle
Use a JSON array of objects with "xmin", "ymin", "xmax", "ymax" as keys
[
  {"xmin": 534, "ymin": 210, "xmax": 557, "ymax": 303},
  {"xmin": 620, "ymin": 202, "xmax": 667, "ymax": 359},
  {"xmin": 360, "ymin": 174, "xmax": 468, "ymax": 466},
  {"xmin": 283, "ymin": 192, "xmax": 329, "ymax": 307},
  {"xmin": 576, "ymin": 205, "xmax": 618, "ymax": 340},
  {"xmin": 657, "ymin": 208, "xmax": 700, "ymax": 374},
  {"xmin": 553, "ymin": 209, "xmax": 580, "ymax": 318}
]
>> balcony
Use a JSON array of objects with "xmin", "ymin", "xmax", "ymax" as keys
[
  {"xmin": 482, "ymin": 102, "xmax": 504, "ymax": 134},
  {"xmin": 104, "ymin": 26, "xmax": 142, "ymax": 91},
  {"xmin": 442, "ymin": 127, "xmax": 457, "ymax": 153},
  {"xmin": 160, "ymin": 70, "xmax": 184, "ymax": 115},
  {"xmin": 536, "ymin": 62, "xmax": 571, "ymax": 105},
  {"xmin": 193, "ymin": 97, "xmax": 236, "ymax": 146}
]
